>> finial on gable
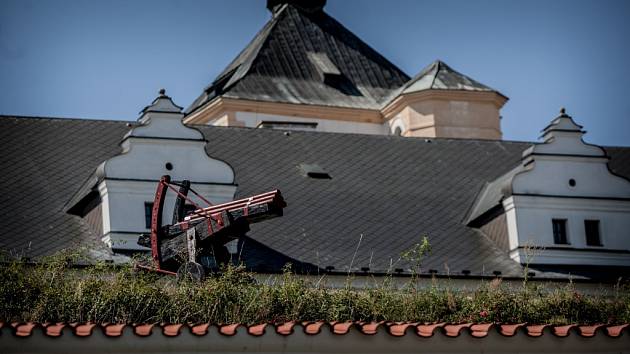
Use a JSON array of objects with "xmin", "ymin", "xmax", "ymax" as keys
[
  {"xmin": 522, "ymin": 107, "xmax": 605, "ymax": 159},
  {"xmin": 128, "ymin": 89, "xmax": 203, "ymax": 140},
  {"xmin": 140, "ymin": 88, "xmax": 183, "ymax": 116},
  {"xmin": 541, "ymin": 106, "xmax": 583, "ymax": 136}
]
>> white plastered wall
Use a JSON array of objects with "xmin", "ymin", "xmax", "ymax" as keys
[
  {"xmin": 504, "ymin": 195, "xmax": 630, "ymax": 265},
  {"xmin": 512, "ymin": 156, "xmax": 630, "ymax": 198},
  {"xmin": 96, "ymin": 97, "xmax": 237, "ymax": 251}
]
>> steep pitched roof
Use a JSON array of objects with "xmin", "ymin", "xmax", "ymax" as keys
[
  {"xmin": 2, "ymin": 116, "xmax": 630, "ymax": 280},
  {"xmin": 186, "ymin": 4, "xmax": 410, "ymax": 114},
  {"xmin": 400, "ymin": 60, "xmax": 501, "ymax": 95},
  {"xmin": 0, "ymin": 116, "xmax": 130, "ymax": 261}
]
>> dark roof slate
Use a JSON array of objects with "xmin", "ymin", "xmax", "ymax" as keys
[
  {"xmin": 1, "ymin": 115, "xmax": 630, "ymax": 279},
  {"xmin": 465, "ymin": 164, "xmax": 528, "ymax": 225},
  {"xmin": 186, "ymin": 4, "xmax": 410, "ymax": 114},
  {"xmin": 401, "ymin": 60, "xmax": 498, "ymax": 95},
  {"xmin": 0, "ymin": 116, "xmax": 129, "ymax": 261}
]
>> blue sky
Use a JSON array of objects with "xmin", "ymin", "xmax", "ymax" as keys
[{"xmin": 1, "ymin": 0, "xmax": 629, "ymax": 146}]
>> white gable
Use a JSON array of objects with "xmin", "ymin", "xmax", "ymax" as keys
[
  {"xmin": 104, "ymin": 92, "xmax": 234, "ymax": 183},
  {"xmin": 96, "ymin": 90, "xmax": 237, "ymax": 250},
  {"xmin": 513, "ymin": 110, "xmax": 630, "ymax": 199},
  {"xmin": 503, "ymin": 109, "xmax": 630, "ymax": 266}
]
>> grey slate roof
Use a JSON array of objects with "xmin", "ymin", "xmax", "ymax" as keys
[
  {"xmin": 398, "ymin": 60, "xmax": 502, "ymax": 97},
  {"xmin": 465, "ymin": 164, "xmax": 528, "ymax": 225},
  {"xmin": 2, "ymin": 115, "xmax": 630, "ymax": 280},
  {"xmin": 0, "ymin": 116, "xmax": 129, "ymax": 261},
  {"xmin": 186, "ymin": 4, "xmax": 410, "ymax": 114}
]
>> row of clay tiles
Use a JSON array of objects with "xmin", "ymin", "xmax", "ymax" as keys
[{"xmin": 1, "ymin": 322, "xmax": 628, "ymax": 339}]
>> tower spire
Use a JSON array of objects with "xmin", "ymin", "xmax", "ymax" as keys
[{"xmin": 267, "ymin": 0, "xmax": 326, "ymax": 13}]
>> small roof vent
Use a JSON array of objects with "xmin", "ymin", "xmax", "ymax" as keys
[
  {"xmin": 258, "ymin": 121, "xmax": 318, "ymax": 131},
  {"xmin": 299, "ymin": 163, "xmax": 332, "ymax": 179}
]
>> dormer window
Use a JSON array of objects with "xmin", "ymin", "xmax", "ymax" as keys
[
  {"xmin": 307, "ymin": 52, "xmax": 341, "ymax": 81},
  {"xmin": 585, "ymin": 220, "xmax": 602, "ymax": 246},
  {"xmin": 552, "ymin": 219, "xmax": 569, "ymax": 245}
]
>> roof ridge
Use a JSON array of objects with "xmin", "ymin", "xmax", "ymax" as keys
[
  {"xmin": 2, "ymin": 115, "xmax": 585, "ymax": 146},
  {"xmin": 184, "ymin": 8, "xmax": 287, "ymax": 115},
  {"xmin": 212, "ymin": 7, "xmax": 286, "ymax": 86},
  {"xmin": 220, "ymin": 6, "xmax": 288, "ymax": 92},
  {"xmin": 441, "ymin": 61, "xmax": 494, "ymax": 91},
  {"xmin": 429, "ymin": 59, "xmax": 440, "ymax": 89},
  {"xmin": 0, "ymin": 114, "xmax": 132, "ymax": 124}
]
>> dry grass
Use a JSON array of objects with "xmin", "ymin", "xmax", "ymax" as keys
[{"xmin": 1, "ymin": 254, "xmax": 628, "ymax": 325}]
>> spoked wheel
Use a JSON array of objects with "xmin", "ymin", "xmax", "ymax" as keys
[{"xmin": 176, "ymin": 261, "xmax": 205, "ymax": 282}]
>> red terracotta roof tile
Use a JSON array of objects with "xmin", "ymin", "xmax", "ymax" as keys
[
  {"xmin": 388, "ymin": 322, "xmax": 417, "ymax": 337},
  {"xmin": 416, "ymin": 323, "xmax": 446, "ymax": 337},
  {"xmin": 133, "ymin": 323, "xmax": 155, "ymax": 337},
  {"xmin": 525, "ymin": 324, "xmax": 548, "ymax": 337},
  {"xmin": 74, "ymin": 323, "xmax": 97, "ymax": 337},
  {"xmin": 578, "ymin": 324, "xmax": 605, "ymax": 337},
  {"xmin": 359, "ymin": 322, "xmax": 383, "ymax": 335},
  {"xmin": 498, "ymin": 323, "xmax": 525, "ymax": 336},
  {"xmin": 331, "ymin": 321, "xmax": 353, "ymax": 335},
  {"xmin": 104, "ymin": 323, "xmax": 126, "ymax": 337},
  {"xmin": 606, "ymin": 324, "xmax": 628, "ymax": 337},
  {"xmin": 191, "ymin": 323, "xmax": 210, "ymax": 336},
  {"xmin": 2, "ymin": 321, "xmax": 628, "ymax": 340},
  {"xmin": 443, "ymin": 323, "xmax": 473, "ymax": 337},
  {"xmin": 162, "ymin": 324, "xmax": 183, "ymax": 337},
  {"xmin": 247, "ymin": 323, "xmax": 267, "ymax": 336},
  {"xmin": 469, "ymin": 323, "xmax": 493, "ymax": 338},
  {"xmin": 552, "ymin": 324, "xmax": 576, "ymax": 337},
  {"xmin": 303, "ymin": 321, "xmax": 326, "ymax": 335},
  {"xmin": 15, "ymin": 323, "xmax": 37, "ymax": 337},
  {"xmin": 44, "ymin": 323, "xmax": 66, "ymax": 337},
  {"xmin": 219, "ymin": 323, "xmax": 241, "ymax": 336},
  {"xmin": 276, "ymin": 321, "xmax": 297, "ymax": 335}
]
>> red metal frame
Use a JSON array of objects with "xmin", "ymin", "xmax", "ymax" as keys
[
  {"xmin": 150, "ymin": 175, "xmax": 170, "ymax": 270},
  {"xmin": 142, "ymin": 175, "xmax": 285, "ymax": 276}
]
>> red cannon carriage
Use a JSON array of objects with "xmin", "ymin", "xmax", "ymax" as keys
[{"xmin": 137, "ymin": 175, "xmax": 286, "ymax": 279}]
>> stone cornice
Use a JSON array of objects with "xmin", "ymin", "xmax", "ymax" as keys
[
  {"xmin": 382, "ymin": 90, "xmax": 508, "ymax": 121},
  {"xmin": 184, "ymin": 97, "xmax": 384, "ymax": 125}
]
